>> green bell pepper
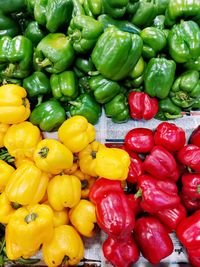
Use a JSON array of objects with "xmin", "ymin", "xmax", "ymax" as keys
[
  {"xmin": 140, "ymin": 27, "xmax": 167, "ymax": 59},
  {"xmin": 169, "ymin": 70, "xmax": 200, "ymax": 108},
  {"xmin": 72, "ymin": 0, "xmax": 85, "ymax": 16},
  {"xmin": 88, "ymin": 74, "xmax": 121, "ymax": 104},
  {"xmin": 68, "ymin": 15, "xmax": 104, "ymax": 54},
  {"xmin": 83, "ymin": 0, "xmax": 102, "ymax": 17},
  {"xmin": 29, "ymin": 99, "xmax": 66, "ymax": 132},
  {"xmin": 69, "ymin": 93, "xmax": 102, "ymax": 124},
  {"xmin": 33, "ymin": 0, "xmax": 73, "ymax": 32},
  {"xmin": 0, "ymin": 12, "xmax": 20, "ymax": 37},
  {"xmin": 0, "ymin": 35, "xmax": 33, "ymax": 79},
  {"xmin": 33, "ymin": 33, "xmax": 75, "ymax": 74},
  {"xmin": 168, "ymin": 20, "xmax": 200, "ymax": 64},
  {"xmin": 165, "ymin": 0, "xmax": 200, "ymax": 26},
  {"xmin": 126, "ymin": 0, "xmax": 140, "ymax": 17},
  {"xmin": 183, "ymin": 56, "xmax": 200, "ymax": 71},
  {"xmin": 144, "ymin": 57, "xmax": 176, "ymax": 99},
  {"xmin": 155, "ymin": 97, "xmax": 183, "ymax": 120},
  {"xmin": 153, "ymin": 15, "xmax": 166, "ymax": 30},
  {"xmin": 104, "ymin": 93, "xmax": 130, "ymax": 123},
  {"xmin": 73, "ymin": 56, "xmax": 95, "ymax": 78},
  {"xmin": 102, "ymin": 0, "xmax": 128, "ymax": 18},
  {"xmin": 24, "ymin": 21, "xmax": 46, "ymax": 46},
  {"xmin": 50, "ymin": 70, "xmax": 78, "ymax": 102},
  {"xmin": 0, "ymin": 0, "xmax": 26, "ymax": 14},
  {"xmin": 23, "ymin": 71, "xmax": 51, "ymax": 104},
  {"xmin": 98, "ymin": 14, "xmax": 140, "ymax": 34},
  {"xmin": 91, "ymin": 26, "xmax": 143, "ymax": 81}
]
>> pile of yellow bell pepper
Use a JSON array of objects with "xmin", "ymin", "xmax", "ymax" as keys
[{"xmin": 0, "ymin": 84, "xmax": 131, "ymax": 267}]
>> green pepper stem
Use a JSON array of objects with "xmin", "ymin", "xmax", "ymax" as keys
[
  {"xmin": 68, "ymin": 101, "xmax": 82, "ymax": 107},
  {"xmin": 197, "ymin": 185, "xmax": 200, "ymax": 194},
  {"xmin": 38, "ymin": 58, "xmax": 52, "ymax": 68},
  {"xmin": 36, "ymin": 95, "xmax": 43, "ymax": 106},
  {"xmin": 70, "ymin": 30, "xmax": 81, "ymax": 42},
  {"xmin": 11, "ymin": 202, "xmax": 22, "ymax": 210},
  {"xmin": 88, "ymin": 70, "xmax": 100, "ymax": 76},
  {"xmin": 4, "ymin": 63, "xmax": 15, "ymax": 77},
  {"xmin": 38, "ymin": 146, "xmax": 49, "ymax": 158},
  {"xmin": 135, "ymin": 188, "xmax": 142, "ymax": 198},
  {"xmin": 81, "ymin": 179, "xmax": 89, "ymax": 190},
  {"xmin": 164, "ymin": 112, "xmax": 183, "ymax": 119},
  {"xmin": 25, "ymin": 213, "xmax": 38, "ymax": 224}
]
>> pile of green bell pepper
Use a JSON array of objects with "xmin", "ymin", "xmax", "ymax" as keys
[{"xmin": 0, "ymin": 0, "xmax": 200, "ymax": 131}]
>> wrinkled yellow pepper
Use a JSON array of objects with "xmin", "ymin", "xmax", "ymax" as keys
[
  {"xmin": 6, "ymin": 204, "xmax": 54, "ymax": 260},
  {"xmin": 64, "ymin": 161, "xmax": 78, "ymax": 175},
  {"xmin": 78, "ymin": 141, "xmax": 105, "ymax": 177},
  {"xmin": 47, "ymin": 174, "xmax": 81, "ymax": 211},
  {"xmin": 95, "ymin": 146, "xmax": 131, "ymax": 180},
  {"xmin": 42, "ymin": 225, "xmax": 84, "ymax": 267},
  {"xmin": 5, "ymin": 162, "xmax": 49, "ymax": 205},
  {"xmin": 4, "ymin": 121, "xmax": 42, "ymax": 159},
  {"xmin": 0, "ymin": 123, "xmax": 10, "ymax": 148},
  {"xmin": 0, "ymin": 84, "xmax": 30, "ymax": 124},
  {"xmin": 69, "ymin": 199, "xmax": 97, "ymax": 237},
  {"xmin": 0, "ymin": 192, "xmax": 21, "ymax": 224},
  {"xmin": 34, "ymin": 138, "xmax": 73, "ymax": 174},
  {"xmin": 0, "ymin": 159, "xmax": 15, "ymax": 192},
  {"xmin": 58, "ymin": 115, "xmax": 96, "ymax": 153}
]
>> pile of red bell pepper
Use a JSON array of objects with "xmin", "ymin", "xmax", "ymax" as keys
[{"xmin": 89, "ymin": 122, "xmax": 200, "ymax": 267}]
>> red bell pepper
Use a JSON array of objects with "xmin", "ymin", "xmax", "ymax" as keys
[
  {"xmin": 143, "ymin": 145, "xmax": 177, "ymax": 180},
  {"xmin": 176, "ymin": 210, "xmax": 200, "ymax": 250},
  {"xmin": 154, "ymin": 122, "xmax": 186, "ymax": 152},
  {"xmin": 137, "ymin": 174, "xmax": 180, "ymax": 213},
  {"xmin": 126, "ymin": 194, "xmax": 142, "ymax": 216},
  {"xmin": 89, "ymin": 178, "xmax": 135, "ymax": 239},
  {"xmin": 177, "ymin": 144, "xmax": 200, "ymax": 173},
  {"xmin": 134, "ymin": 216, "xmax": 174, "ymax": 264},
  {"xmin": 102, "ymin": 235, "xmax": 139, "ymax": 267},
  {"xmin": 124, "ymin": 128, "xmax": 154, "ymax": 154},
  {"xmin": 128, "ymin": 91, "xmax": 158, "ymax": 121},
  {"xmin": 189, "ymin": 125, "xmax": 200, "ymax": 148},
  {"xmin": 187, "ymin": 248, "xmax": 200, "ymax": 267},
  {"xmin": 154, "ymin": 203, "xmax": 187, "ymax": 232},
  {"xmin": 182, "ymin": 173, "xmax": 200, "ymax": 199},
  {"xmin": 180, "ymin": 192, "xmax": 200, "ymax": 212}
]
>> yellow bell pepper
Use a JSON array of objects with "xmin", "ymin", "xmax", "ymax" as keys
[
  {"xmin": 0, "ymin": 159, "xmax": 15, "ymax": 192},
  {"xmin": 0, "ymin": 123, "xmax": 10, "ymax": 148},
  {"xmin": 73, "ymin": 169, "xmax": 96, "ymax": 199},
  {"xmin": 95, "ymin": 146, "xmax": 131, "ymax": 180},
  {"xmin": 58, "ymin": 115, "xmax": 96, "ymax": 153},
  {"xmin": 47, "ymin": 174, "xmax": 81, "ymax": 211},
  {"xmin": 14, "ymin": 157, "xmax": 34, "ymax": 168},
  {"xmin": 0, "ymin": 192, "xmax": 21, "ymax": 224},
  {"xmin": 0, "ymin": 84, "xmax": 30, "ymax": 124},
  {"xmin": 6, "ymin": 204, "xmax": 54, "ymax": 260},
  {"xmin": 4, "ymin": 121, "xmax": 42, "ymax": 159},
  {"xmin": 69, "ymin": 199, "xmax": 97, "ymax": 238},
  {"xmin": 42, "ymin": 225, "xmax": 84, "ymax": 267},
  {"xmin": 63, "ymin": 161, "xmax": 78, "ymax": 175},
  {"xmin": 33, "ymin": 138, "xmax": 73, "ymax": 174},
  {"xmin": 5, "ymin": 162, "xmax": 49, "ymax": 205},
  {"xmin": 78, "ymin": 141, "xmax": 105, "ymax": 177}
]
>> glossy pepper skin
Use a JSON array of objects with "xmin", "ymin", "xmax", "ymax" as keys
[
  {"xmin": 134, "ymin": 216, "xmax": 174, "ymax": 264},
  {"xmin": 154, "ymin": 122, "xmax": 186, "ymax": 152},
  {"xmin": 74, "ymin": 56, "xmax": 95, "ymax": 78},
  {"xmin": 5, "ymin": 162, "xmax": 49, "ymax": 206},
  {"xmin": 137, "ymin": 174, "xmax": 180, "ymax": 213},
  {"xmin": 0, "ymin": 192, "xmax": 20, "ymax": 224},
  {"xmin": 182, "ymin": 173, "xmax": 200, "ymax": 199},
  {"xmin": 6, "ymin": 204, "xmax": 54, "ymax": 260},
  {"xmin": 23, "ymin": 71, "xmax": 51, "ymax": 104},
  {"xmin": 177, "ymin": 144, "xmax": 200, "ymax": 173},
  {"xmin": 155, "ymin": 97, "xmax": 183, "ymax": 120},
  {"xmin": 33, "ymin": 0, "xmax": 73, "ymax": 32},
  {"xmin": 29, "ymin": 99, "xmax": 66, "ymax": 132},
  {"xmin": 88, "ymin": 74, "xmax": 121, "ymax": 104},
  {"xmin": 103, "ymin": 235, "xmax": 140, "ymax": 267},
  {"xmin": 69, "ymin": 93, "xmax": 102, "ymax": 125},
  {"xmin": 170, "ymin": 70, "xmax": 200, "ymax": 108},
  {"xmin": 69, "ymin": 199, "xmax": 97, "ymax": 237},
  {"xmin": 187, "ymin": 248, "xmax": 200, "ymax": 267},
  {"xmin": 42, "ymin": 225, "xmax": 84, "ymax": 267},
  {"xmin": 34, "ymin": 138, "xmax": 73, "ymax": 174},
  {"xmin": 168, "ymin": 20, "xmax": 200, "ymax": 63},
  {"xmin": 0, "ymin": 84, "xmax": 30, "ymax": 124},
  {"xmin": 143, "ymin": 146, "xmax": 177, "ymax": 180},
  {"xmin": 50, "ymin": 70, "xmax": 78, "ymax": 102},
  {"xmin": 0, "ymin": 160, "xmax": 15, "ymax": 193},
  {"xmin": 124, "ymin": 128, "xmax": 154, "ymax": 154},
  {"xmin": 189, "ymin": 125, "xmax": 200, "ymax": 147},
  {"xmin": 68, "ymin": 15, "xmax": 103, "ymax": 54},
  {"xmin": 0, "ymin": 35, "xmax": 33, "ymax": 79},
  {"xmin": 89, "ymin": 178, "xmax": 135, "ymax": 239},
  {"xmin": 0, "ymin": 12, "xmax": 20, "ymax": 37},
  {"xmin": 24, "ymin": 21, "xmax": 46, "ymax": 47},
  {"xmin": 180, "ymin": 192, "xmax": 200, "ymax": 213},
  {"xmin": 144, "ymin": 57, "xmax": 176, "ymax": 99},
  {"xmin": 91, "ymin": 26, "xmax": 143, "ymax": 81},
  {"xmin": 104, "ymin": 93, "xmax": 130, "ymax": 123},
  {"xmin": 0, "ymin": 123, "xmax": 9, "ymax": 148},
  {"xmin": 102, "ymin": 0, "xmax": 128, "ymax": 18},
  {"xmin": 33, "ymin": 33, "xmax": 75, "ymax": 74},
  {"xmin": 128, "ymin": 91, "xmax": 158, "ymax": 120},
  {"xmin": 0, "ymin": 0, "xmax": 26, "ymax": 14},
  {"xmin": 176, "ymin": 210, "xmax": 200, "ymax": 250}
]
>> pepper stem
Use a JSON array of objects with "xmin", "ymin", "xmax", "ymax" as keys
[
  {"xmin": 11, "ymin": 202, "xmax": 22, "ymax": 210},
  {"xmin": 164, "ymin": 112, "xmax": 183, "ymax": 119},
  {"xmin": 197, "ymin": 185, "xmax": 200, "ymax": 194},
  {"xmin": 36, "ymin": 95, "xmax": 43, "ymax": 106},
  {"xmin": 4, "ymin": 63, "xmax": 15, "ymax": 77},
  {"xmin": 38, "ymin": 58, "xmax": 52, "ymax": 68},
  {"xmin": 25, "ymin": 213, "xmax": 38, "ymax": 224},
  {"xmin": 68, "ymin": 101, "xmax": 81, "ymax": 107},
  {"xmin": 61, "ymin": 255, "xmax": 69, "ymax": 266},
  {"xmin": 81, "ymin": 179, "xmax": 89, "ymax": 190},
  {"xmin": 88, "ymin": 70, "xmax": 100, "ymax": 76},
  {"xmin": 134, "ymin": 188, "xmax": 142, "ymax": 198},
  {"xmin": 38, "ymin": 146, "xmax": 49, "ymax": 158},
  {"xmin": 70, "ymin": 30, "xmax": 81, "ymax": 42}
]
